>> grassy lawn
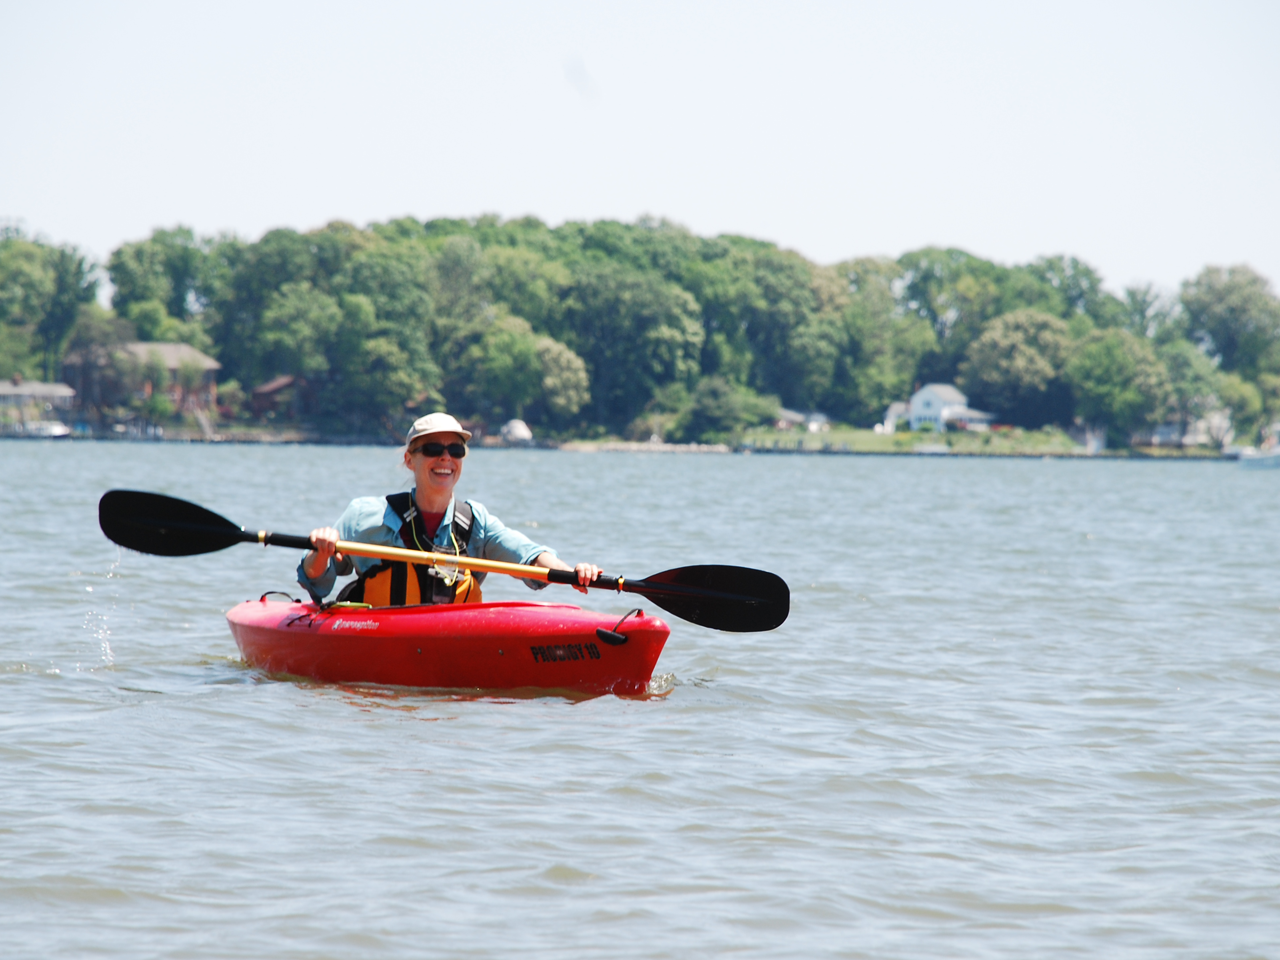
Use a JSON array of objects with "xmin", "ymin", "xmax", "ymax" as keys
[
  {"xmin": 741, "ymin": 424, "xmax": 1085, "ymax": 455},
  {"xmin": 739, "ymin": 425, "xmax": 1223, "ymax": 458}
]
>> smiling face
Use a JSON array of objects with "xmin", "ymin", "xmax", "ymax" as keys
[{"xmin": 404, "ymin": 431, "xmax": 465, "ymax": 508}]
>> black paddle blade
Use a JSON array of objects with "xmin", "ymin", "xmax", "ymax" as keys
[
  {"xmin": 628, "ymin": 564, "xmax": 790, "ymax": 633},
  {"xmin": 99, "ymin": 489, "xmax": 250, "ymax": 557}
]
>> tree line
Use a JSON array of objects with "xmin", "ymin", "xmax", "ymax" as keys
[{"xmin": 3, "ymin": 216, "xmax": 1279, "ymax": 445}]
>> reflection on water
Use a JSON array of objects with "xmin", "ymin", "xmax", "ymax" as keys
[{"xmin": 2, "ymin": 440, "xmax": 1279, "ymax": 958}]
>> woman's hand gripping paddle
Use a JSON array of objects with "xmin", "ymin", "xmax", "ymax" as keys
[{"xmin": 99, "ymin": 490, "xmax": 790, "ymax": 633}]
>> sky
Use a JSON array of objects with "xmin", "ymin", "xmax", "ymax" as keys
[{"xmin": 1, "ymin": 0, "xmax": 1277, "ymax": 294}]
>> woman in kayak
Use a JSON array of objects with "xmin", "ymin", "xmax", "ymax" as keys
[{"xmin": 299, "ymin": 412, "xmax": 601, "ymax": 606}]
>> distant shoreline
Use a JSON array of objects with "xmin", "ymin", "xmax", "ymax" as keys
[{"xmin": 1, "ymin": 432, "xmax": 1228, "ymax": 460}]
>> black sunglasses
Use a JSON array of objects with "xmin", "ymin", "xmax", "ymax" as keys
[{"xmin": 411, "ymin": 441, "xmax": 468, "ymax": 459}]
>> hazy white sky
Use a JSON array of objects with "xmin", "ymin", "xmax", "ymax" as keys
[{"xmin": 2, "ymin": 1, "xmax": 1276, "ymax": 293}]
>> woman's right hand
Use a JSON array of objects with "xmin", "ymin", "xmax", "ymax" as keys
[{"xmin": 302, "ymin": 527, "xmax": 342, "ymax": 580}]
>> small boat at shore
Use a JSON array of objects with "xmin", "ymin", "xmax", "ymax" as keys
[
  {"xmin": 1239, "ymin": 448, "xmax": 1280, "ymax": 469},
  {"xmin": 19, "ymin": 420, "xmax": 71, "ymax": 438},
  {"xmin": 227, "ymin": 598, "xmax": 670, "ymax": 696}
]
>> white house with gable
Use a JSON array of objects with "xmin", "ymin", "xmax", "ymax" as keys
[{"xmin": 908, "ymin": 384, "xmax": 993, "ymax": 432}]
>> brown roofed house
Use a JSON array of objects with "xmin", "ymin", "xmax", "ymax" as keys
[{"xmin": 120, "ymin": 342, "xmax": 221, "ymax": 411}]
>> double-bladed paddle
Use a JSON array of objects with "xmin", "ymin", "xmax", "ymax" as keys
[{"xmin": 98, "ymin": 490, "xmax": 789, "ymax": 633}]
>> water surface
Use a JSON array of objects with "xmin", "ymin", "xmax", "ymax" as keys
[{"xmin": 2, "ymin": 441, "xmax": 1278, "ymax": 958}]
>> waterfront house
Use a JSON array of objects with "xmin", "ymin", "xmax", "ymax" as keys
[
  {"xmin": 119, "ymin": 342, "xmax": 221, "ymax": 411},
  {"xmin": 1134, "ymin": 410, "xmax": 1233, "ymax": 449},
  {"xmin": 251, "ymin": 374, "xmax": 297, "ymax": 417},
  {"xmin": 775, "ymin": 408, "xmax": 831, "ymax": 432},
  {"xmin": 908, "ymin": 384, "xmax": 993, "ymax": 432},
  {"xmin": 63, "ymin": 342, "xmax": 221, "ymax": 413},
  {"xmin": 0, "ymin": 375, "xmax": 76, "ymax": 410},
  {"xmin": 774, "ymin": 408, "xmax": 806, "ymax": 430},
  {"xmin": 0, "ymin": 375, "xmax": 76, "ymax": 436}
]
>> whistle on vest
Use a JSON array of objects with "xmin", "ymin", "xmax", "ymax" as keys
[{"xmin": 428, "ymin": 559, "xmax": 460, "ymax": 586}]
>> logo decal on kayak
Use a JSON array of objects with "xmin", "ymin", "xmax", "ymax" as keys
[
  {"xmin": 531, "ymin": 643, "xmax": 601, "ymax": 663},
  {"xmin": 330, "ymin": 619, "xmax": 379, "ymax": 632}
]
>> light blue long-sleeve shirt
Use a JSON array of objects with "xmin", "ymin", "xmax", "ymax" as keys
[{"xmin": 297, "ymin": 491, "xmax": 553, "ymax": 602}]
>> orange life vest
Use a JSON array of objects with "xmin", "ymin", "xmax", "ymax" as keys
[{"xmin": 336, "ymin": 494, "xmax": 482, "ymax": 607}]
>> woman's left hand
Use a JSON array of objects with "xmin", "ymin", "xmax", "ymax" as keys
[
  {"xmin": 572, "ymin": 562, "xmax": 603, "ymax": 594},
  {"xmin": 535, "ymin": 553, "xmax": 601, "ymax": 594}
]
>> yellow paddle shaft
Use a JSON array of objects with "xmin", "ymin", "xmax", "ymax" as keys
[{"xmin": 332, "ymin": 539, "xmax": 551, "ymax": 581}]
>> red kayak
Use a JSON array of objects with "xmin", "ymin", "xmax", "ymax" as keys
[{"xmin": 227, "ymin": 598, "xmax": 670, "ymax": 696}]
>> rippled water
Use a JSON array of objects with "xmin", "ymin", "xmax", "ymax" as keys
[{"xmin": 3, "ymin": 440, "xmax": 1278, "ymax": 958}]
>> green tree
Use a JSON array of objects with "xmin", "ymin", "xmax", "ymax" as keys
[
  {"xmin": 740, "ymin": 250, "xmax": 847, "ymax": 410},
  {"xmin": 1026, "ymin": 256, "xmax": 1125, "ymax": 328},
  {"xmin": 1255, "ymin": 373, "xmax": 1280, "ymax": 434},
  {"xmin": 1121, "ymin": 284, "xmax": 1182, "ymax": 341},
  {"xmin": 134, "ymin": 349, "xmax": 174, "ymax": 425},
  {"xmin": 35, "ymin": 245, "xmax": 98, "ymax": 382},
  {"xmin": 257, "ymin": 281, "xmax": 342, "ymax": 394},
  {"xmin": 0, "ymin": 236, "xmax": 55, "ymax": 329},
  {"xmin": 1066, "ymin": 329, "xmax": 1171, "ymax": 444},
  {"xmin": 535, "ymin": 336, "xmax": 590, "ymax": 419},
  {"xmin": 0, "ymin": 235, "xmax": 96, "ymax": 381},
  {"xmin": 334, "ymin": 241, "xmax": 440, "ymax": 405},
  {"xmin": 1217, "ymin": 372, "xmax": 1263, "ymax": 443},
  {"xmin": 0, "ymin": 235, "xmax": 52, "ymax": 379},
  {"xmin": 434, "ymin": 235, "xmax": 492, "ymax": 326},
  {"xmin": 671, "ymin": 375, "xmax": 777, "ymax": 444},
  {"xmin": 826, "ymin": 257, "xmax": 936, "ymax": 424},
  {"xmin": 571, "ymin": 217, "xmax": 703, "ymax": 281},
  {"xmin": 627, "ymin": 381, "xmax": 692, "ymax": 441},
  {"xmin": 677, "ymin": 241, "xmax": 760, "ymax": 386},
  {"xmin": 321, "ymin": 294, "xmax": 425, "ymax": 432},
  {"xmin": 108, "ymin": 227, "xmax": 205, "ymax": 321},
  {"xmin": 126, "ymin": 298, "xmax": 212, "ymax": 351},
  {"xmin": 1158, "ymin": 340, "xmax": 1221, "ymax": 436},
  {"xmin": 1181, "ymin": 265, "xmax": 1280, "ymax": 377},
  {"xmin": 457, "ymin": 313, "xmax": 545, "ymax": 421},
  {"xmin": 127, "ymin": 299, "xmax": 168, "ymax": 341},
  {"xmin": 485, "ymin": 245, "xmax": 571, "ymax": 333},
  {"xmin": 216, "ymin": 378, "xmax": 247, "ymax": 421},
  {"xmin": 200, "ymin": 229, "xmax": 319, "ymax": 385},
  {"xmin": 0, "ymin": 323, "xmax": 34, "ymax": 380},
  {"xmin": 61, "ymin": 304, "xmax": 137, "ymax": 419},
  {"xmin": 308, "ymin": 221, "xmax": 376, "ymax": 290},
  {"xmin": 561, "ymin": 260, "xmax": 704, "ymax": 430},
  {"xmin": 898, "ymin": 247, "xmax": 1064, "ymax": 382},
  {"xmin": 958, "ymin": 310, "xmax": 1074, "ymax": 427},
  {"xmin": 337, "ymin": 242, "xmax": 436, "ymax": 330}
]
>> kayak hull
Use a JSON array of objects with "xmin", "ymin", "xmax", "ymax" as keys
[{"xmin": 226, "ymin": 599, "xmax": 670, "ymax": 696}]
